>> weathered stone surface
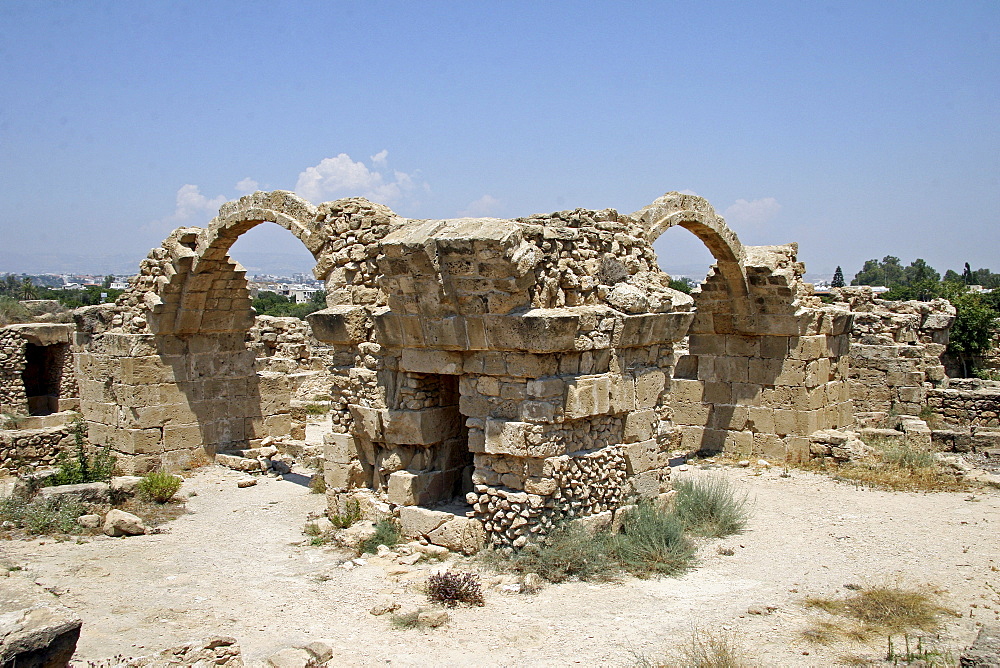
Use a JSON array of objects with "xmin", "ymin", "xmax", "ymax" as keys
[
  {"xmin": 0, "ymin": 576, "xmax": 82, "ymax": 668},
  {"xmin": 103, "ymin": 508, "xmax": 146, "ymax": 537}
]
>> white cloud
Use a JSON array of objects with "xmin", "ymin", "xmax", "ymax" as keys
[
  {"xmin": 677, "ymin": 189, "xmax": 699, "ymax": 196},
  {"xmin": 723, "ymin": 197, "xmax": 782, "ymax": 227},
  {"xmin": 294, "ymin": 152, "xmax": 424, "ymax": 205},
  {"xmin": 171, "ymin": 184, "xmax": 226, "ymax": 222},
  {"xmin": 235, "ymin": 177, "xmax": 259, "ymax": 194},
  {"xmin": 458, "ymin": 194, "xmax": 500, "ymax": 218}
]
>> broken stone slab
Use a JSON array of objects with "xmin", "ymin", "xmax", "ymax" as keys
[
  {"xmin": 215, "ymin": 453, "xmax": 265, "ymax": 473},
  {"xmin": 399, "ymin": 506, "xmax": 453, "ymax": 538},
  {"xmin": 37, "ymin": 481, "xmax": 110, "ymax": 504},
  {"xmin": 0, "ymin": 576, "xmax": 82, "ymax": 668},
  {"xmin": 426, "ymin": 516, "xmax": 485, "ymax": 555},
  {"xmin": 110, "ymin": 475, "xmax": 144, "ymax": 496}
]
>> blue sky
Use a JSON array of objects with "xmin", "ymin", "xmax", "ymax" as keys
[{"xmin": 1, "ymin": 1, "xmax": 997, "ymax": 279}]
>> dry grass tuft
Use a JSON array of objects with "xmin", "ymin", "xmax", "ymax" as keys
[
  {"xmin": 802, "ymin": 585, "xmax": 956, "ymax": 644},
  {"xmin": 813, "ymin": 438, "xmax": 969, "ymax": 493},
  {"xmin": 635, "ymin": 628, "xmax": 754, "ymax": 668}
]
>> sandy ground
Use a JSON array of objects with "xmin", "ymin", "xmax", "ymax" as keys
[{"xmin": 3, "ymin": 464, "xmax": 999, "ymax": 667}]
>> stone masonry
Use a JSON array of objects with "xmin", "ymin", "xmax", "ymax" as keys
[
  {"xmin": 70, "ymin": 190, "xmax": 856, "ymax": 548},
  {"xmin": 0, "ymin": 323, "xmax": 78, "ymax": 417}
]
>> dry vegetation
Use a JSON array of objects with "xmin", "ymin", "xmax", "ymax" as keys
[
  {"xmin": 806, "ymin": 438, "xmax": 971, "ymax": 493},
  {"xmin": 634, "ymin": 628, "xmax": 754, "ymax": 668}
]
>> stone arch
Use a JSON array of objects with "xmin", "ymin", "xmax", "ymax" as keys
[
  {"xmin": 146, "ymin": 191, "xmax": 323, "ymax": 337},
  {"xmin": 631, "ymin": 192, "xmax": 750, "ymax": 310}
]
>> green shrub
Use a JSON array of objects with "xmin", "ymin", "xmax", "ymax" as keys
[
  {"xmin": 303, "ymin": 403, "xmax": 329, "ymax": 415},
  {"xmin": 359, "ymin": 519, "xmax": 401, "ymax": 554},
  {"xmin": 46, "ymin": 420, "xmax": 115, "ymax": 486},
  {"xmin": 426, "ymin": 570, "xmax": 485, "ymax": 607},
  {"xmin": 137, "ymin": 470, "xmax": 182, "ymax": 503},
  {"xmin": 480, "ymin": 523, "xmax": 617, "ymax": 583},
  {"xmin": 329, "ymin": 498, "xmax": 360, "ymax": 528},
  {"xmin": 608, "ymin": 499, "xmax": 696, "ymax": 577},
  {"xmin": 0, "ymin": 496, "xmax": 85, "ymax": 534},
  {"xmin": 671, "ymin": 476, "xmax": 750, "ymax": 538}
]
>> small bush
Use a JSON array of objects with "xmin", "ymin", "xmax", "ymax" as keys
[
  {"xmin": 427, "ymin": 570, "xmax": 485, "ymax": 607},
  {"xmin": 359, "ymin": 519, "xmax": 401, "ymax": 554},
  {"xmin": 481, "ymin": 523, "xmax": 617, "ymax": 583},
  {"xmin": 672, "ymin": 476, "xmax": 750, "ymax": 537},
  {"xmin": 329, "ymin": 498, "xmax": 360, "ymax": 528},
  {"xmin": 608, "ymin": 500, "xmax": 696, "ymax": 577},
  {"xmin": 137, "ymin": 470, "xmax": 182, "ymax": 503},
  {"xmin": 46, "ymin": 421, "xmax": 116, "ymax": 486},
  {"xmin": 303, "ymin": 403, "xmax": 329, "ymax": 415},
  {"xmin": 308, "ymin": 473, "xmax": 326, "ymax": 495},
  {"xmin": 0, "ymin": 496, "xmax": 85, "ymax": 535}
]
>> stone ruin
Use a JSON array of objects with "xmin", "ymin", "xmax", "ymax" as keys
[
  {"xmin": 49, "ymin": 190, "xmax": 857, "ymax": 550},
  {"xmin": 0, "ymin": 188, "xmax": 993, "ymax": 550}
]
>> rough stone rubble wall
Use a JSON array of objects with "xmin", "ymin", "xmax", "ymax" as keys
[
  {"xmin": 0, "ymin": 424, "xmax": 75, "ymax": 476},
  {"xmin": 927, "ymin": 378, "xmax": 1000, "ymax": 427},
  {"xmin": 0, "ymin": 324, "xmax": 79, "ymax": 416},
  {"xmin": 670, "ymin": 245, "xmax": 853, "ymax": 461},
  {"xmin": 0, "ymin": 328, "xmax": 27, "ymax": 414},
  {"xmin": 831, "ymin": 287, "xmax": 954, "ymax": 416}
]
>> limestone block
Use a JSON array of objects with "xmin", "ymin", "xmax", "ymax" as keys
[
  {"xmin": 688, "ymin": 334, "xmax": 725, "ymax": 356},
  {"xmin": 627, "ymin": 469, "xmax": 668, "ymax": 498},
  {"xmin": 524, "ymin": 476, "xmax": 558, "ymax": 495},
  {"xmin": 161, "ymin": 424, "xmax": 202, "ymax": 451},
  {"xmin": 0, "ymin": 578, "xmax": 82, "ymax": 668},
  {"xmin": 564, "ymin": 375, "xmax": 612, "ymax": 418},
  {"xmin": 634, "ymin": 368, "xmax": 666, "ymax": 409},
  {"xmin": 672, "ymin": 401, "xmax": 711, "ymax": 427},
  {"xmin": 670, "ymin": 379, "xmax": 704, "ymax": 403},
  {"xmin": 399, "ymin": 506, "xmax": 453, "ymax": 538},
  {"xmin": 747, "ymin": 406, "xmax": 775, "ymax": 433},
  {"xmin": 422, "ymin": 316, "xmax": 469, "ymax": 350},
  {"xmin": 484, "ymin": 419, "xmax": 564, "ymax": 458},
  {"xmin": 610, "ymin": 374, "xmax": 637, "ymax": 413},
  {"xmin": 323, "ymin": 432, "xmax": 358, "ymax": 465},
  {"xmin": 382, "ymin": 407, "xmax": 461, "ymax": 445},
  {"xmin": 348, "ymin": 405, "xmax": 383, "ymax": 441},
  {"xmin": 724, "ymin": 430, "xmax": 754, "ymax": 457},
  {"xmin": 520, "ymin": 400, "xmax": 555, "ymax": 423},
  {"xmin": 427, "ymin": 516, "xmax": 485, "ymax": 554},
  {"xmin": 482, "ymin": 311, "xmax": 579, "ymax": 352},
  {"xmin": 527, "ymin": 376, "xmax": 565, "ymax": 399},
  {"xmin": 118, "ymin": 427, "xmax": 164, "ymax": 455},
  {"xmin": 725, "ymin": 335, "xmax": 759, "ymax": 357},
  {"xmin": 624, "ymin": 439, "xmax": 669, "ymax": 474},
  {"xmin": 119, "ymin": 355, "xmax": 174, "ymax": 385},
  {"xmin": 624, "ymin": 409, "xmax": 657, "ymax": 443},
  {"xmin": 709, "ymin": 405, "xmax": 749, "ymax": 431},
  {"xmin": 759, "ymin": 336, "xmax": 790, "ymax": 359},
  {"xmin": 324, "ymin": 461, "xmax": 352, "ymax": 490},
  {"xmin": 387, "ymin": 469, "xmax": 456, "ymax": 506},
  {"xmin": 262, "ymin": 414, "xmax": 292, "ymax": 439},
  {"xmin": 306, "ymin": 306, "xmax": 369, "ymax": 344},
  {"xmin": 399, "ymin": 349, "xmax": 463, "ymax": 375},
  {"xmin": 505, "ymin": 353, "xmax": 559, "ymax": 378},
  {"xmin": 702, "ymin": 382, "xmax": 731, "ymax": 405},
  {"xmin": 789, "ymin": 335, "xmax": 827, "ymax": 360}
]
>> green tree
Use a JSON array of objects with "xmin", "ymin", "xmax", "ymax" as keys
[
  {"xmin": 19, "ymin": 277, "xmax": 37, "ymax": 300},
  {"xmin": 948, "ymin": 291, "xmax": 999, "ymax": 377},
  {"xmin": 669, "ymin": 277, "xmax": 696, "ymax": 294},
  {"xmin": 831, "ymin": 266, "xmax": 845, "ymax": 288},
  {"xmin": 310, "ymin": 289, "xmax": 327, "ymax": 306},
  {"xmin": 102, "ymin": 275, "xmax": 114, "ymax": 289}
]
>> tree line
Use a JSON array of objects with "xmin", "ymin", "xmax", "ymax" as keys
[{"xmin": 847, "ymin": 257, "xmax": 1000, "ymax": 377}]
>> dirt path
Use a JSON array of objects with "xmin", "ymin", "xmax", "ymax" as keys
[{"xmin": 3, "ymin": 465, "xmax": 999, "ymax": 666}]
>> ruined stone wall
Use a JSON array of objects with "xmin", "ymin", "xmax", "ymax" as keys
[
  {"xmin": 0, "ymin": 424, "xmax": 76, "ymax": 476},
  {"xmin": 0, "ymin": 328, "xmax": 27, "ymax": 414},
  {"xmin": 670, "ymin": 246, "xmax": 853, "ymax": 462},
  {"xmin": 0, "ymin": 324, "xmax": 78, "ymax": 416},
  {"xmin": 927, "ymin": 378, "xmax": 1000, "ymax": 427},
  {"xmin": 313, "ymin": 205, "xmax": 706, "ymax": 549},
  {"xmin": 246, "ymin": 316, "xmax": 313, "ymax": 366},
  {"xmin": 831, "ymin": 287, "xmax": 954, "ymax": 416}
]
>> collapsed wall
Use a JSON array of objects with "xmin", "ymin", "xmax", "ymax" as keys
[{"xmin": 831, "ymin": 287, "xmax": 954, "ymax": 417}]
